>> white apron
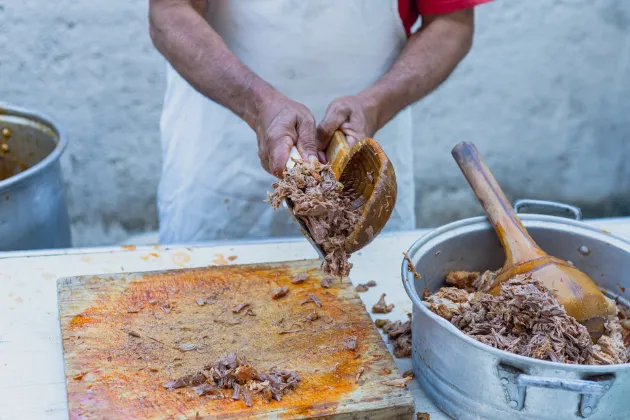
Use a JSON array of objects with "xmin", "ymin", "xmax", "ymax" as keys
[{"xmin": 159, "ymin": 0, "xmax": 416, "ymax": 244}]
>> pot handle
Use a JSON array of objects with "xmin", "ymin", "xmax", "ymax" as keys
[
  {"xmin": 497, "ymin": 364, "xmax": 614, "ymax": 418},
  {"xmin": 514, "ymin": 199, "xmax": 582, "ymax": 221}
]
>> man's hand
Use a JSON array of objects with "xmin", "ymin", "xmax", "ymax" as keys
[
  {"xmin": 316, "ymin": 94, "xmax": 379, "ymax": 157},
  {"xmin": 316, "ymin": 8, "xmax": 474, "ymax": 157},
  {"xmin": 255, "ymin": 92, "xmax": 318, "ymax": 177},
  {"xmin": 150, "ymin": 0, "xmax": 317, "ymax": 177}
]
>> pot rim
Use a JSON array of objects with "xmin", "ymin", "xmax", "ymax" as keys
[
  {"xmin": 402, "ymin": 214, "xmax": 630, "ymax": 372},
  {"xmin": 0, "ymin": 102, "xmax": 68, "ymax": 191}
]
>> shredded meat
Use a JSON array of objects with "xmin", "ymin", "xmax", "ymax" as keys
[
  {"xmin": 163, "ymin": 353, "xmax": 300, "ymax": 404},
  {"xmin": 271, "ymin": 285, "xmax": 289, "ymax": 300},
  {"xmin": 426, "ymin": 272, "xmax": 629, "ymax": 365},
  {"xmin": 372, "ymin": 293, "xmax": 394, "ymax": 314},
  {"xmin": 375, "ymin": 314, "xmax": 412, "ymax": 358},
  {"xmin": 267, "ymin": 160, "xmax": 360, "ymax": 277}
]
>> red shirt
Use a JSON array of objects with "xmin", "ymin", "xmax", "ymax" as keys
[{"xmin": 399, "ymin": 0, "xmax": 492, "ymax": 35}]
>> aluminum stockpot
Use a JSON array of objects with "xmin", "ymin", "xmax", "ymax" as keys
[
  {"xmin": 0, "ymin": 103, "xmax": 71, "ymax": 251},
  {"xmin": 402, "ymin": 201, "xmax": 630, "ymax": 420}
]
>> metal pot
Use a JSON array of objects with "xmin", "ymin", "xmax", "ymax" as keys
[
  {"xmin": 0, "ymin": 103, "xmax": 71, "ymax": 251},
  {"xmin": 402, "ymin": 200, "xmax": 630, "ymax": 420}
]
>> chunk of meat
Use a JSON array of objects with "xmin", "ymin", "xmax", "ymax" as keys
[
  {"xmin": 299, "ymin": 293, "xmax": 322, "ymax": 308},
  {"xmin": 372, "ymin": 294, "xmax": 394, "ymax": 314},
  {"xmin": 375, "ymin": 314, "xmax": 412, "ymax": 358},
  {"xmin": 304, "ymin": 311, "xmax": 319, "ymax": 322},
  {"xmin": 163, "ymin": 371, "xmax": 207, "ymax": 389},
  {"xmin": 342, "ymin": 336, "xmax": 358, "ymax": 351},
  {"xmin": 320, "ymin": 277, "xmax": 332, "ymax": 288},
  {"xmin": 355, "ymin": 284, "xmax": 369, "ymax": 292},
  {"xmin": 232, "ymin": 302, "xmax": 251, "ymax": 313},
  {"xmin": 380, "ymin": 376, "xmax": 412, "ymax": 388},
  {"xmin": 271, "ymin": 285, "xmax": 289, "ymax": 300},
  {"xmin": 292, "ymin": 273, "xmax": 308, "ymax": 284}
]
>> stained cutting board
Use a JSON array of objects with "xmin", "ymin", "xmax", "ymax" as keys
[{"xmin": 58, "ymin": 259, "xmax": 415, "ymax": 419}]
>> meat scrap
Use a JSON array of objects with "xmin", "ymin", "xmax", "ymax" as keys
[
  {"xmin": 417, "ymin": 413, "xmax": 431, "ymax": 420},
  {"xmin": 445, "ymin": 270, "xmax": 496, "ymax": 293},
  {"xmin": 372, "ymin": 294, "xmax": 394, "ymax": 314},
  {"xmin": 267, "ymin": 159, "xmax": 360, "ymax": 278},
  {"xmin": 403, "ymin": 252, "xmax": 421, "ymax": 279},
  {"xmin": 355, "ymin": 284, "xmax": 369, "ymax": 292},
  {"xmin": 380, "ymin": 376, "xmax": 412, "ymax": 388},
  {"xmin": 425, "ymin": 273, "xmax": 629, "ymax": 365},
  {"xmin": 304, "ymin": 311, "xmax": 320, "ymax": 322},
  {"xmin": 164, "ymin": 354, "xmax": 301, "ymax": 405},
  {"xmin": 300, "ymin": 293, "xmax": 322, "ymax": 308},
  {"xmin": 320, "ymin": 277, "xmax": 332, "ymax": 288},
  {"xmin": 163, "ymin": 371, "xmax": 207, "ymax": 389},
  {"xmin": 356, "ymin": 281, "xmax": 377, "ymax": 292},
  {"xmin": 292, "ymin": 273, "xmax": 308, "ymax": 284},
  {"xmin": 272, "ymin": 285, "xmax": 289, "ymax": 300},
  {"xmin": 355, "ymin": 367, "xmax": 365, "ymax": 384},
  {"xmin": 375, "ymin": 314, "xmax": 412, "ymax": 358},
  {"xmin": 232, "ymin": 302, "xmax": 251, "ymax": 313},
  {"xmin": 342, "ymin": 336, "xmax": 358, "ymax": 351}
]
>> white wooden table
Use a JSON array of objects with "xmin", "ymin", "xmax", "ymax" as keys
[{"xmin": 2, "ymin": 218, "xmax": 630, "ymax": 420}]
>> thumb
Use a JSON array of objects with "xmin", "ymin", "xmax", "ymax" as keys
[
  {"xmin": 295, "ymin": 113, "xmax": 318, "ymax": 163},
  {"xmin": 317, "ymin": 102, "xmax": 350, "ymax": 153}
]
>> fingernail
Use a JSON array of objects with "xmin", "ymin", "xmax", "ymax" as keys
[{"xmin": 308, "ymin": 155, "xmax": 318, "ymax": 163}]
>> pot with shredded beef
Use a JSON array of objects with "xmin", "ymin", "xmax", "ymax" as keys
[
  {"xmin": 425, "ymin": 271, "xmax": 629, "ymax": 365},
  {"xmin": 267, "ymin": 159, "xmax": 359, "ymax": 277}
]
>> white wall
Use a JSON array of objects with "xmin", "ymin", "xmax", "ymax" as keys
[{"xmin": 1, "ymin": 0, "xmax": 629, "ymax": 246}]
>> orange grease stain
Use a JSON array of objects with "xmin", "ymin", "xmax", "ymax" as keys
[
  {"xmin": 212, "ymin": 253, "xmax": 229, "ymax": 265},
  {"xmin": 122, "ymin": 245, "xmax": 136, "ymax": 251},
  {"xmin": 172, "ymin": 252, "xmax": 191, "ymax": 267}
]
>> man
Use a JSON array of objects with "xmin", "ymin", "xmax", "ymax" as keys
[{"xmin": 150, "ymin": 0, "xmax": 489, "ymax": 244}]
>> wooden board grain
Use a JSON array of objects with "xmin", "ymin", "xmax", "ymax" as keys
[{"xmin": 58, "ymin": 259, "xmax": 415, "ymax": 419}]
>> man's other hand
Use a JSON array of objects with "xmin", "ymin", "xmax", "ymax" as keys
[
  {"xmin": 255, "ymin": 92, "xmax": 318, "ymax": 177},
  {"xmin": 316, "ymin": 95, "xmax": 379, "ymax": 160}
]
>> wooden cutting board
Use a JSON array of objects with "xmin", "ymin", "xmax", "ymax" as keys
[{"xmin": 58, "ymin": 259, "xmax": 415, "ymax": 419}]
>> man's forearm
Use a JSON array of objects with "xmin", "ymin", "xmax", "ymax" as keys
[
  {"xmin": 149, "ymin": 0, "xmax": 275, "ymax": 128},
  {"xmin": 360, "ymin": 9, "xmax": 475, "ymax": 131}
]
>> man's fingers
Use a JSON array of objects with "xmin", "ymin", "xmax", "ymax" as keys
[
  {"xmin": 269, "ymin": 135, "xmax": 294, "ymax": 178},
  {"xmin": 258, "ymin": 147, "xmax": 271, "ymax": 174},
  {"xmin": 295, "ymin": 114, "xmax": 318, "ymax": 163},
  {"xmin": 316, "ymin": 102, "xmax": 351, "ymax": 152},
  {"xmin": 340, "ymin": 121, "xmax": 363, "ymax": 148}
]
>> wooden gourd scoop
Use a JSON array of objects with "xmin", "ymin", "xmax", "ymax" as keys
[
  {"xmin": 284, "ymin": 130, "xmax": 397, "ymax": 259},
  {"xmin": 452, "ymin": 142, "xmax": 617, "ymax": 340}
]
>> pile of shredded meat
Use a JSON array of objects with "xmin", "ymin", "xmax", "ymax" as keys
[
  {"xmin": 163, "ymin": 353, "xmax": 300, "ymax": 406},
  {"xmin": 268, "ymin": 159, "xmax": 359, "ymax": 277},
  {"xmin": 425, "ymin": 271, "xmax": 630, "ymax": 365},
  {"xmin": 375, "ymin": 314, "xmax": 412, "ymax": 358}
]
